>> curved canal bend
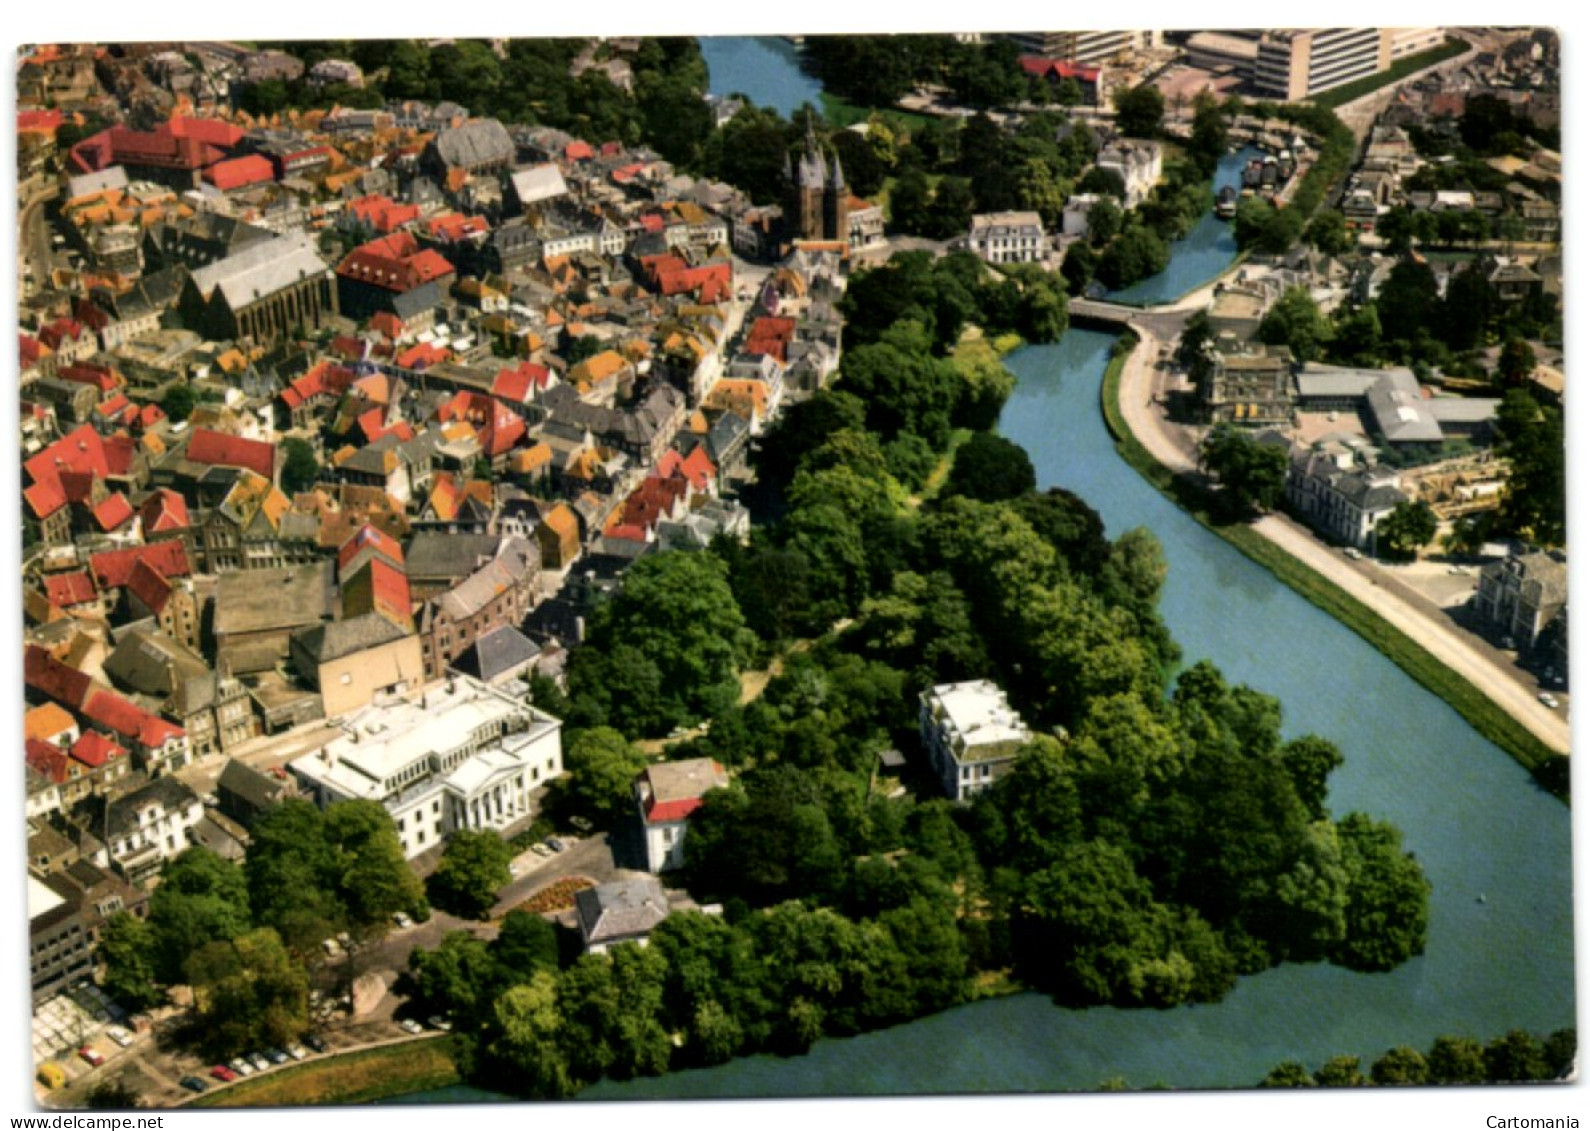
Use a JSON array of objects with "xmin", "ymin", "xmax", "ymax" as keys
[{"xmin": 389, "ymin": 45, "xmax": 1575, "ymax": 1105}]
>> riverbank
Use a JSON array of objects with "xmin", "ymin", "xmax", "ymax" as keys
[
  {"xmin": 189, "ymin": 1037, "xmax": 460, "ymax": 1109},
  {"xmin": 1101, "ymin": 331, "xmax": 1568, "ymax": 797}
]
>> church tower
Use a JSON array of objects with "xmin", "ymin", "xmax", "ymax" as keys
[{"xmin": 823, "ymin": 151, "xmax": 848, "ymax": 243}]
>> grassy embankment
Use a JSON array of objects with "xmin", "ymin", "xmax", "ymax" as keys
[
  {"xmin": 190, "ymin": 1037, "xmax": 461, "ymax": 1108},
  {"xmin": 1307, "ymin": 37, "xmax": 1472, "ymax": 111},
  {"xmin": 1097, "ymin": 335, "xmax": 1567, "ymax": 801},
  {"xmin": 818, "ymin": 91, "xmax": 932, "ymax": 132}
]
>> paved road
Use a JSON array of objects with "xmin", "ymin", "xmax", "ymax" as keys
[{"xmin": 1115, "ymin": 329, "xmax": 1570, "ymax": 756}]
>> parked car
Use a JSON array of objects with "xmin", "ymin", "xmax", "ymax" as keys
[
  {"xmin": 546, "ymin": 837, "xmax": 567, "ymax": 852},
  {"xmin": 265, "ymin": 1048, "xmax": 289, "ymax": 1065},
  {"xmin": 106, "ymin": 1025, "xmax": 133, "ymax": 1047},
  {"xmin": 321, "ymin": 938, "xmax": 342, "ymax": 958},
  {"xmin": 399, "ymin": 1019, "xmax": 423, "ymax": 1035},
  {"xmin": 210, "ymin": 1065, "xmax": 237, "ymax": 1083},
  {"xmin": 78, "ymin": 1047, "xmax": 105, "ymax": 1068},
  {"xmin": 392, "ymin": 911, "xmax": 413, "ymax": 929},
  {"xmin": 1538, "ymin": 692, "xmax": 1560, "ymax": 709},
  {"xmin": 303, "ymin": 1034, "xmax": 328, "ymax": 1054},
  {"xmin": 530, "ymin": 843, "xmax": 552, "ymax": 857},
  {"xmin": 427, "ymin": 1016, "xmax": 453, "ymax": 1032},
  {"xmin": 249, "ymin": 1053, "xmax": 270, "ymax": 1073},
  {"xmin": 180, "ymin": 1076, "xmax": 209, "ymax": 1094},
  {"xmin": 1344, "ymin": 547, "xmax": 1363, "ymax": 560},
  {"xmin": 288, "ymin": 1045, "xmax": 308, "ymax": 1061},
  {"xmin": 228, "ymin": 1057, "xmax": 253, "ymax": 1077}
]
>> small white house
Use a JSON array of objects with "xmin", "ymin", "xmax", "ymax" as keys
[{"xmin": 634, "ymin": 758, "xmax": 729, "ymax": 872}]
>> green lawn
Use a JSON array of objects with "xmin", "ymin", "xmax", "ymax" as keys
[
  {"xmin": 819, "ymin": 92, "xmax": 933, "ymax": 132},
  {"xmin": 1308, "ymin": 38, "xmax": 1471, "ymax": 110},
  {"xmin": 1098, "ymin": 338, "xmax": 1567, "ymax": 800}
]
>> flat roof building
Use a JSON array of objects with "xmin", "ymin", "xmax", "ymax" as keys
[
  {"xmin": 919, "ymin": 680, "xmax": 1031, "ymax": 802},
  {"xmin": 289, "ymin": 675, "xmax": 563, "ymax": 858}
]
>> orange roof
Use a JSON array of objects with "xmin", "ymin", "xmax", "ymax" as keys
[{"xmin": 25, "ymin": 702, "xmax": 78, "ymax": 742}]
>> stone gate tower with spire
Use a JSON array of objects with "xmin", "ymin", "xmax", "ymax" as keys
[{"xmin": 784, "ymin": 120, "xmax": 848, "ymax": 244}]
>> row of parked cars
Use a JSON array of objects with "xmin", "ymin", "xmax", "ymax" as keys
[{"xmin": 178, "ymin": 1036, "xmax": 330, "ymax": 1094}]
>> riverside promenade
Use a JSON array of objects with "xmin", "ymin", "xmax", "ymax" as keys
[{"xmin": 1096, "ymin": 290, "xmax": 1569, "ymax": 757}]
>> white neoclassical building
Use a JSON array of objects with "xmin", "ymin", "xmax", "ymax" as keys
[{"xmin": 289, "ymin": 675, "xmax": 563, "ymax": 858}]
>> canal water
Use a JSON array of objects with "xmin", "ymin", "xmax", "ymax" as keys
[
  {"xmin": 386, "ymin": 36, "xmax": 1575, "ymax": 1107},
  {"xmin": 698, "ymin": 36, "xmax": 825, "ymax": 119},
  {"xmin": 1105, "ymin": 150, "xmax": 1254, "ymax": 306}
]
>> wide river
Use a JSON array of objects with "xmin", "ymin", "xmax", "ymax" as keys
[{"xmin": 386, "ymin": 39, "xmax": 1576, "ymax": 1106}]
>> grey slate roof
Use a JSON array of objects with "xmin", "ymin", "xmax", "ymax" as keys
[
  {"xmin": 575, "ymin": 876, "xmax": 670, "ymax": 947},
  {"xmin": 405, "ymin": 532, "xmax": 502, "ymax": 583},
  {"xmin": 292, "ymin": 612, "xmax": 410, "ymax": 664},
  {"xmin": 189, "ymin": 232, "xmax": 329, "ymax": 312},
  {"xmin": 214, "ymin": 561, "xmax": 335, "ymax": 636},
  {"xmin": 455, "ymin": 625, "xmax": 541, "ymax": 683},
  {"xmin": 432, "ymin": 119, "xmax": 514, "ymax": 171},
  {"xmin": 104, "ymin": 628, "xmax": 208, "ymax": 698},
  {"xmin": 104, "ymin": 776, "xmax": 200, "ymax": 841},
  {"xmin": 434, "ymin": 536, "xmax": 537, "ymax": 621}
]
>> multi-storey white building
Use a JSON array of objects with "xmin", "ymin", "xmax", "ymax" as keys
[
  {"xmin": 967, "ymin": 211, "xmax": 1048, "ymax": 264},
  {"xmin": 1253, "ymin": 29, "xmax": 1388, "ymax": 101},
  {"xmin": 919, "ymin": 680, "xmax": 1031, "ymax": 802},
  {"xmin": 289, "ymin": 676, "xmax": 563, "ymax": 858}
]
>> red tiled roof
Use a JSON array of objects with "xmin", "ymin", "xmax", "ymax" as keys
[
  {"xmin": 44, "ymin": 571, "xmax": 96, "ymax": 608},
  {"xmin": 138, "ymin": 487, "xmax": 190, "ymax": 532},
  {"xmin": 81, "ymin": 689, "xmax": 146, "ymax": 741},
  {"xmin": 1018, "ymin": 56, "xmax": 1100, "ymax": 82},
  {"xmin": 39, "ymin": 318, "xmax": 89, "ymax": 350},
  {"xmin": 427, "ymin": 212, "xmax": 490, "ymax": 241},
  {"xmin": 337, "ymin": 231, "xmax": 456, "ymax": 292},
  {"xmin": 88, "ymin": 540, "xmax": 191, "ymax": 590},
  {"xmin": 203, "ymin": 153, "xmax": 275, "ymax": 191},
  {"xmin": 366, "ymin": 558, "xmax": 412, "ymax": 621},
  {"xmin": 18, "ymin": 108, "xmax": 64, "ymax": 134},
  {"xmin": 347, "ymin": 194, "xmax": 421, "ymax": 234},
  {"xmin": 138, "ymin": 715, "xmax": 185, "ymax": 750},
  {"xmin": 490, "ymin": 362, "xmax": 551, "ymax": 403},
  {"xmin": 20, "ymin": 333, "xmax": 46, "ymax": 369},
  {"xmin": 24, "ymin": 480, "xmax": 68, "ymax": 520},
  {"xmin": 608, "ymin": 475, "xmax": 687, "ymax": 534},
  {"xmin": 126, "ymin": 557, "xmax": 173, "ymax": 615},
  {"xmin": 25, "ymin": 644, "xmax": 92, "ymax": 710},
  {"xmin": 338, "ymin": 523, "xmax": 404, "ymax": 572},
  {"xmin": 395, "ymin": 341, "xmax": 449, "ymax": 369},
  {"xmin": 26, "ymin": 738, "xmax": 72, "ymax": 785},
  {"xmin": 135, "ymin": 403, "xmax": 167, "ymax": 432},
  {"xmin": 658, "ymin": 447, "xmax": 716, "ymax": 493},
  {"xmin": 280, "ymin": 360, "xmax": 355, "ymax": 409},
  {"xmin": 604, "ymin": 523, "xmax": 648, "ymax": 543},
  {"xmin": 369, "ymin": 311, "xmax": 406, "ymax": 341},
  {"xmin": 69, "ymin": 116, "xmax": 241, "ymax": 175},
  {"xmin": 95, "ymin": 393, "xmax": 134, "ymax": 420},
  {"xmin": 645, "ymin": 796, "xmax": 706, "ymax": 823},
  {"xmin": 103, "ymin": 434, "xmax": 136, "ymax": 477},
  {"xmin": 435, "ymin": 391, "xmax": 525, "ymax": 457},
  {"xmin": 91, "ymin": 492, "xmax": 134, "ymax": 532},
  {"xmin": 186, "ymin": 427, "xmax": 276, "ymax": 479},
  {"xmin": 70, "ymin": 730, "xmax": 125, "ymax": 769},
  {"xmin": 565, "ymin": 140, "xmax": 594, "ymax": 161}
]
